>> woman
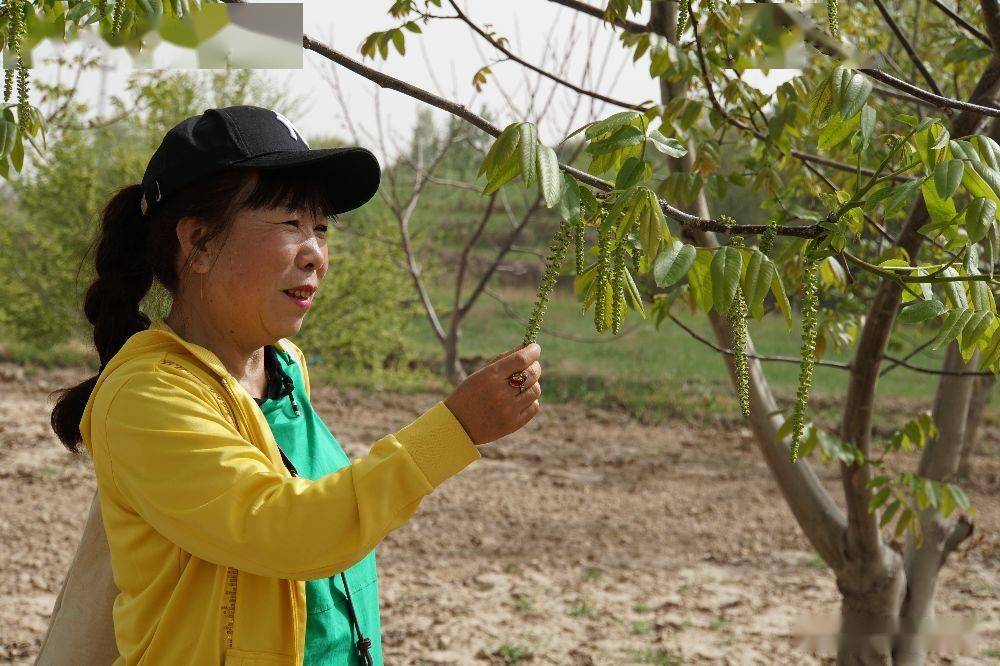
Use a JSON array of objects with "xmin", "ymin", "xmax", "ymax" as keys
[{"xmin": 47, "ymin": 105, "xmax": 543, "ymax": 665}]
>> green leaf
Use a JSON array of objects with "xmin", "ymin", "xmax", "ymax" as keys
[
  {"xmin": 479, "ymin": 124, "xmax": 521, "ymax": 179},
  {"xmin": 940, "ymin": 485, "xmax": 956, "ymax": 517},
  {"xmin": 584, "ymin": 110, "xmax": 643, "ymax": 140},
  {"xmin": 536, "ymin": 144, "xmax": 562, "ymax": 208},
  {"xmin": 839, "ymin": 70, "xmax": 873, "ymax": 120},
  {"xmin": 965, "ymin": 197, "xmax": 996, "ymax": 244},
  {"xmin": 742, "ymin": 249, "xmax": 775, "ymax": 313},
  {"xmin": 940, "ymin": 267, "xmax": 969, "ymax": 309},
  {"xmin": 818, "ymin": 109, "xmax": 861, "ymax": 151},
  {"xmin": 586, "ymin": 124, "xmax": 645, "ymax": 155},
  {"xmin": 646, "ymin": 128, "xmax": 687, "ymax": 157},
  {"xmin": 933, "ymin": 160, "xmax": 964, "ymax": 201},
  {"xmin": 894, "ymin": 507, "xmax": 914, "ymax": 538},
  {"xmin": 639, "ymin": 189, "xmax": 666, "ymax": 259},
  {"xmin": 898, "ymin": 298, "xmax": 946, "ymax": 324},
  {"xmin": 710, "ymin": 246, "xmax": 743, "ymax": 315},
  {"xmin": 964, "ymin": 160, "xmax": 1000, "ymax": 207},
  {"xmin": 880, "ymin": 499, "xmax": 901, "ymax": 529},
  {"xmin": 860, "ymin": 105, "xmax": 876, "ymax": 148},
  {"xmin": 615, "ymin": 156, "xmax": 650, "ymax": 189},
  {"xmin": 771, "ymin": 272, "xmax": 793, "ymax": 329},
  {"xmin": 404, "ymin": 20, "xmax": 422, "ymax": 33},
  {"xmin": 653, "ymin": 239, "xmax": 696, "ymax": 287},
  {"xmin": 391, "ymin": 28, "xmax": 405, "ymax": 55},
  {"xmin": 558, "ymin": 173, "xmax": 581, "ymax": 223},
  {"xmin": 519, "ymin": 123, "xmax": 538, "ymax": 188},
  {"xmin": 946, "ymin": 483, "xmax": 971, "ymax": 512},
  {"xmin": 930, "ymin": 307, "xmax": 974, "ymax": 350},
  {"xmin": 687, "ymin": 248, "xmax": 715, "ymax": 312},
  {"xmin": 868, "ymin": 486, "xmax": 891, "ymax": 512},
  {"xmin": 922, "ymin": 177, "xmax": 958, "ymax": 227},
  {"xmin": 883, "ymin": 177, "xmax": 926, "ymax": 217}
]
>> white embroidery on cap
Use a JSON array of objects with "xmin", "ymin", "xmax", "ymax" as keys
[{"xmin": 273, "ymin": 111, "xmax": 309, "ymax": 148}]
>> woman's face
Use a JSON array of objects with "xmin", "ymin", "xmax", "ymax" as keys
[{"xmin": 186, "ymin": 203, "xmax": 329, "ymax": 347}]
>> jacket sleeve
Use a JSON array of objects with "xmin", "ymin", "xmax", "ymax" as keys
[{"xmin": 95, "ymin": 365, "xmax": 480, "ymax": 580}]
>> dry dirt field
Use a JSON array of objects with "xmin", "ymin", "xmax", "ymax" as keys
[{"xmin": 1, "ymin": 361, "xmax": 997, "ymax": 664}]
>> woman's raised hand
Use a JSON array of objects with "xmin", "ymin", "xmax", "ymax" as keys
[{"xmin": 443, "ymin": 343, "xmax": 542, "ymax": 446}]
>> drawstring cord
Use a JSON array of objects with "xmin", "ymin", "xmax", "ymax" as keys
[
  {"xmin": 268, "ymin": 351, "xmax": 370, "ymax": 664},
  {"xmin": 340, "ymin": 571, "xmax": 374, "ymax": 665}
]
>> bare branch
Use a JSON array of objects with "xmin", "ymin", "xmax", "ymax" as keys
[
  {"xmin": 859, "ymin": 67, "xmax": 1000, "ymax": 117},
  {"xmin": 447, "ymin": 0, "xmax": 647, "ymax": 111},
  {"xmin": 301, "ymin": 35, "xmax": 826, "ymax": 239},
  {"xmin": 872, "ymin": 0, "xmax": 944, "ymax": 98},
  {"xmin": 928, "ymin": 0, "xmax": 991, "ymax": 46}
]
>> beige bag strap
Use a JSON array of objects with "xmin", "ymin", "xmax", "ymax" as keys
[{"xmin": 35, "ymin": 489, "xmax": 120, "ymax": 665}]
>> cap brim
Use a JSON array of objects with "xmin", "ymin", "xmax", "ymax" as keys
[{"xmin": 230, "ymin": 146, "xmax": 381, "ymax": 214}]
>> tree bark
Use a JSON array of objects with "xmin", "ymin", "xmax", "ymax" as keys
[
  {"xmin": 957, "ymin": 373, "xmax": 996, "ymax": 478},
  {"xmin": 894, "ymin": 345, "xmax": 979, "ymax": 664}
]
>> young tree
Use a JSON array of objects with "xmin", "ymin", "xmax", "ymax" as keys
[{"xmin": 310, "ymin": 1, "xmax": 996, "ymax": 664}]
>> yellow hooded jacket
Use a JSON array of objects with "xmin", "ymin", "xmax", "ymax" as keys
[{"xmin": 80, "ymin": 318, "xmax": 481, "ymax": 665}]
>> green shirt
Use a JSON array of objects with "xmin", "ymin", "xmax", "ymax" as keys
[{"xmin": 254, "ymin": 345, "xmax": 384, "ymax": 666}]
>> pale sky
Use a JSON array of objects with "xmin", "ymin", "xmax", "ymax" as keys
[{"xmin": 25, "ymin": 1, "xmax": 799, "ymax": 165}]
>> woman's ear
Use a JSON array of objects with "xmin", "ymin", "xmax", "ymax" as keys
[{"xmin": 176, "ymin": 216, "xmax": 213, "ymax": 274}]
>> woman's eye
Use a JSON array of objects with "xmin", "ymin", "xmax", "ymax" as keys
[{"xmin": 316, "ymin": 225, "xmax": 328, "ymax": 234}]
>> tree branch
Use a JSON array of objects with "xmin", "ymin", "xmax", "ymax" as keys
[
  {"xmin": 446, "ymin": 0, "xmax": 646, "ymax": 111},
  {"xmin": 872, "ymin": 0, "xmax": 944, "ymax": 98},
  {"xmin": 928, "ymin": 0, "xmax": 992, "ymax": 46},
  {"xmin": 859, "ymin": 67, "xmax": 1000, "ymax": 117},
  {"xmin": 301, "ymin": 34, "xmax": 827, "ymax": 240}
]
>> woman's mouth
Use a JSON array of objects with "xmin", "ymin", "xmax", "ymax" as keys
[{"xmin": 282, "ymin": 289, "xmax": 313, "ymax": 309}]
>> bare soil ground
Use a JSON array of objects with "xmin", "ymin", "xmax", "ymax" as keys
[{"xmin": 1, "ymin": 362, "xmax": 997, "ymax": 664}]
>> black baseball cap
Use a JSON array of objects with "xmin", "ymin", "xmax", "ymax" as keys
[{"xmin": 140, "ymin": 105, "xmax": 381, "ymax": 217}]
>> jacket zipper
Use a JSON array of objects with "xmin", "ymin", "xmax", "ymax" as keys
[{"xmin": 218, "ymin": 375, "xmax": 305, "ymax": 657}]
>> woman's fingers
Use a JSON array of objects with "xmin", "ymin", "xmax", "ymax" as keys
[
  {"xmin": 514, "ymin": 381, "xmax": 542, "ymax": 409},
  {"xmin": 494, "ymin": 343, "xmax": 541, "ymax": 379}
]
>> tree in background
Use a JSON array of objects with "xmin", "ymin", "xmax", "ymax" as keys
[{"xmin": 318, "ymin": 1, "xmax": 997, "ymax": 663}]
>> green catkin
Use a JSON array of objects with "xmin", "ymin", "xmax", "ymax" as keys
[
  {"xmin": 759, "ymin": 221, "xmax": 778, "ymax": 256},
  {"xmin": 112, "ymin": 0, "xmax": 125, "ymax": 36},
  {"xmin": 676, "ymin": 1, "xmax": 689, "ymax": 41},
  {"xmin": 729, "ymin": 288, "xmax": 751, "ymax": 418},
  {"xmin": 790, "ymin": 254, "xmax": 821, "ymax": 462},
  {"xmin": 718, "ymin": 213, "xmax": 735, "ymax": 228},
  {"xmin": 575, "ymin": 217, "xmax": 585, "ymax": 275},
  {"xmin": 827, "ymin": 0, "xmax": 840, "ymax": 40},
  {"xmin": 611, "ymin": 244, "xmax": 626, "ymax": 335},
  {"xmin": 728, "ymin": 236, "xmax": 751, "ymax": 418},
  {"xmin": 594, "ymin": 227, "xmax": 612, "ymax": 333},
  {"xmin": 3, "ymin": 0, "xmax": 25, "ymax": 105},
  {"xmin": 522, "ymin": 218, "xmax": 574, "ymax": 347}
]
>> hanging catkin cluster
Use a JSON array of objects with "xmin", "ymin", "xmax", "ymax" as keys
[
  {"xmin": 611, "ymin": 244, "xmax": 626, "ymax": 334},
  {"xmin": 3, "ymin": 0, "xmax": 28, "ymax": 121},
  {"xmin": 594, "ymin": 226, "xmax": 613, "ymax": 333},
  {"xmin": 522, "ymin": 218, "xmax": 573, "ymax": 347},
  {"xmin": 676, "ymin": 1, "xmax": 689, "ymax": 41},
  {"xmin": 827, "ymin": 0, "xmax": 840, "ymax": 40},
  {"xmin": 759, "ymin": 221, "xmax": 778, "ymax": 256},
  {"xmin": 790, "ymin": 253, "xmax": 821, "ymax": 462},
  {"xmin": 727, "ymin": 236, "xmax": 751, "ymax": 418},
  {"xmin": 575, "ymin": 215, "xmax": 585, "ymax": 275},
  {"xmin": 112, "ymin": 0, "xmax": 125, "ymax": 36}
]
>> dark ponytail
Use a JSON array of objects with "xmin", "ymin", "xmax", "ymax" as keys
[
  {"xmin": 49, "ymin": 162, "xmax": 347, "ymax": 454},
  {"xmin": 50, "ymin": 184, "xmax": 153, "ymax": 453}
]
